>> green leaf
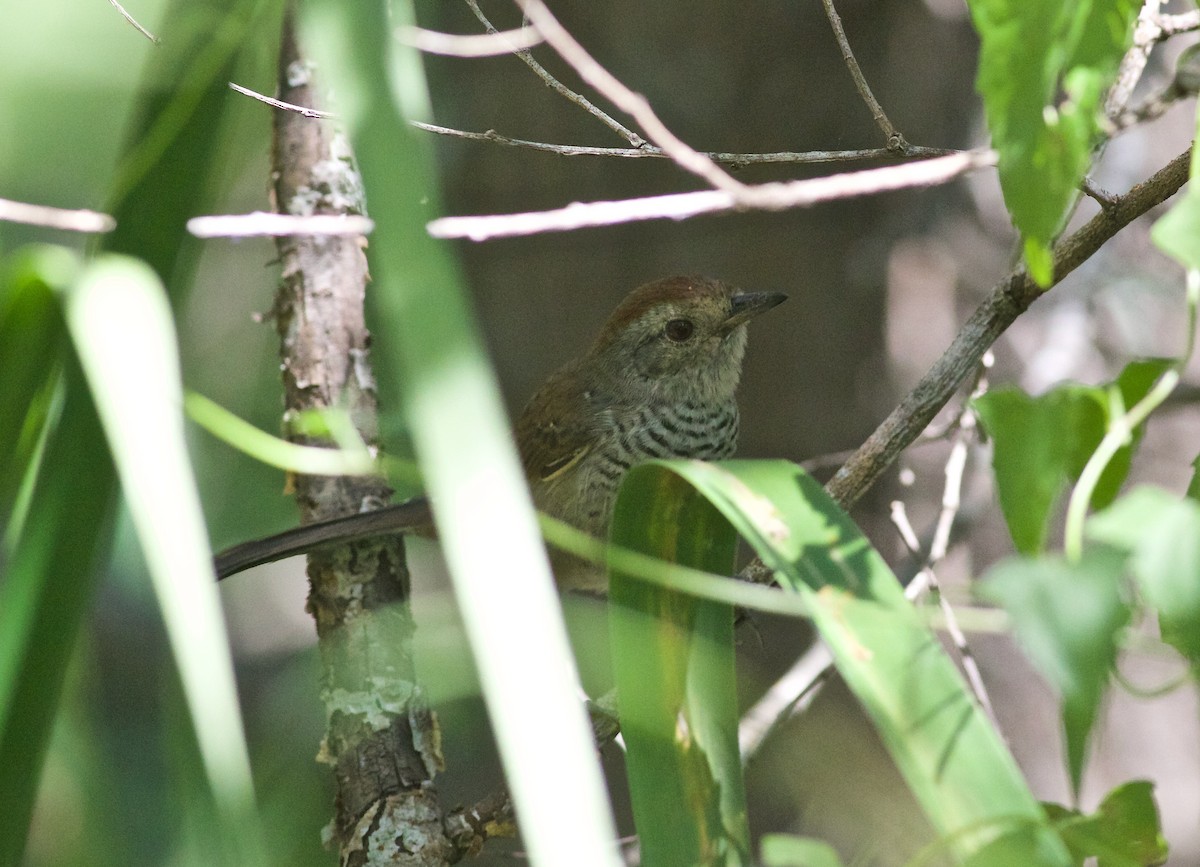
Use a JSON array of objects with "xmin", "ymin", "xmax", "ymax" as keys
[
  {"xmin": 1151, "ymin": 193, "xmax": 1200, "ymax": 272},
  {"xmin": 0, "ymin": 249, "xmax": 109, "ymax": 867},
  {"xmin": 975, "ymin": 362, "xmax": 1167, "ymax": 554},
  {"xmin": 0, "ymin": 246, "xmax": 74, "ymax": 533},
  {"xmin": 1089, "ymin": 488, "xmax": 1200, "ymax": 664},
  {"xmin": 300, "ymin": 2, "xmax": 621, "ymax": 865},
  {"xmin": 1047, "ymin": 781, "xmax": 1168, "ymax": 867},
  {"xmin": 760, "ymin": 834, "xmax": 845, "ymax": 867},
  {"xmin": 981, "ymin": 549, "xmax": 1130, "ymax": 795},
  {"xmin": 65, "ymin": 255, "xmax": 260, "ymax": 852},
  {"xmin": 967, "ymin": 0, "xmax": 1139, "ymax": 285},
  {"xmin": 975, "ymin": 385, "xmax": 1106, "ymax": 553},
  {"xmin": 1188, "ymin": 453, "xmax": 1200, "ymax": 502},
  {"xmin": 610, "ymin": 471, "xmax": 748, "ymax": 867},
  {"xmin": 613, "ymin": 460, "xmax": 1071, "ymax": 865}
]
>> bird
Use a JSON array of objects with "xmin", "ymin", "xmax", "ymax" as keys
[{"xmin": 214, "ymin": 276, "xmax": 786, "ymax": 589}]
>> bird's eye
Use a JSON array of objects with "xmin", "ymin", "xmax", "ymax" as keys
[{"xmin": 664, "ymin": 318, "xmax": 695, "ymax": 342}]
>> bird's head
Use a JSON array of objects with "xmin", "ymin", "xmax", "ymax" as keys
[{"xmin": 586, "ymin": 276, "xmax": 786, "ymax": 403}]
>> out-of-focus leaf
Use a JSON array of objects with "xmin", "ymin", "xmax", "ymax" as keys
[
  {"xmin": 0, "ymin": 247, "xmax": 74, "ymax": 533},
  {"xmin": 966, "ymin": 0, "xmax": 1139, "ymax": 284},
  {"xmin": 299, "ymin": 2, "xmax": 621, "ymax": 865},
  {"xmin": 1089, "ymin": 487, "xmax": 1200, "ymax": 665},
  {"xmin": 610, "ymin": 469, "xmax": 748, "ymax": 867},
  {"xmin": 1151, "ymin": 92, "xmax": 1200, "ymax": 271},
  {"xmin": 614, "ymin": 460, "xmax": 1070, "ymax": 865},
  {"xmin": 975, "ymin": 361, "xmax": 1167, "ymax": 553},
  {"xmin": 760, "ymin": 835, "xmax": 846, "ymax": 867},
  {"xmin": 65, "ymin": 255, "xmax": 260, "ymax": 856},
  {"xmin": 0, "ymin": 246, "xmax": 103, "ymax": 867},
  {"xmin": 1046, "ymin": 781, "xmax": 1168, "ymax": 867},
  {"xmin": 0, "ymin": 352, "xmax": 114, "ymax": 867},
  {"xmin": 1187, "ymin": 453, "xmax": 1200, "ymax": 502},
  {"xmin": 981, "ymin": 549, "xmax": 1129, "ymax": 795},
  {"xmin": 1151, "ymin": 194, "xmax": 1200, "ymax": 272}
]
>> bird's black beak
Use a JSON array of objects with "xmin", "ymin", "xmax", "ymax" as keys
[{"xmin": 722, "ymin": 291, "xmax": 788, "ymax": 333}]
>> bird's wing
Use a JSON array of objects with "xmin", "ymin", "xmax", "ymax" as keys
[{"xmin": 516, "ymin": 366, "xmax": 599, "ymax": 483}]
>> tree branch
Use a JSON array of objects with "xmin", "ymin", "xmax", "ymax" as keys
[
  {"xmin": 824, "ymin": 148, "xmax": 1192, "ymax": 510},
  {"xmin": 270, "ymin": 9, "xmax": 453, "ymax": 864}
]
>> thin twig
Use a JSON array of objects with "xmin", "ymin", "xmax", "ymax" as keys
[
  {"xmin": 188, "ymin": 212, "xmax": 374, "ymax": 238},
  {"xmin": 229, "ymin": 81, "xmax": 335, "ymax": 119},
  {"xmin": 0, "ymin": 197, "xmax": 116, "ymax": 233},
  {"xmin": 427, "ymin": 149, "xmax": 995, "ymax": 241},
  {"xmin": 823, "ymin": 148, "xmax": 1192, "ymax": 510},
  {"xmin": 464, "ymin": 0, "xmax": 645, "ymax": 148},
  {"xmin": 107, "ymin": 0, "xmax": 159, "ymax": 44},
  {"xmin": 414, "ymin": 121, "xmax": 958, "ymax": 164},
  {"xmin": 513, "ymin": 0, "xmax": 746, "ymax": 194},
  {"xmin": 820, "ymin": 0, "xmax": 902, "ymax": 149},
  {"xmin": 890, "ymin": 417, "xmax": 1000, "ymax": 731},
  {"xmin": 398, "ymin": 23, "xmax": 543, "ymax": 57},
  {"xmin": 739, "ymin": 642, "xmax": 835, "ymax": 763},
  {"xmin": 1107, "ymin": 0, "xmax": 1164, "ymax": 118}
]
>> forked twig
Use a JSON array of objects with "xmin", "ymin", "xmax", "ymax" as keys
[
  {"xmin": 513, "ymin": 0, "xmax": 746, "ymax": 194},
  {"xmin": 465, "ymin": 0, "xmax": 645, "ymax": 147},
  {"xmin": 820, "ymin": 0, "xmax": 902, "ymax": 148}
]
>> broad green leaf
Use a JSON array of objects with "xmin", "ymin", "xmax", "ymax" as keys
[
  {"xmin": 976, "ymin": 386, "xmax": 1106, "ymax": 553},
  {"xmin": 65, "ymin": 255, "xmax": 259, "ymax": 851},
  {"xmin": 981, "ymin": 549, "xmax": 1129, "ymax": 795},
  {"xmin": 614, "ymin": 460, "xmax": 1071, "ymax": 865},
  {"xmin": 967, "ymin": 0, "xmax": 1139, "ymax": 284},
  {"xmin": 1046, "ymin": 781, "xmax": 1168, "ymax": 867},
  {"xmin": 300, "ymin": 2, "xmax": 621, "ymax": 865},
  {"xmin": 610, "ymin": 470, "xmax": 748, "ymax": 867},
  {"xmin": 975, "ymin": 362, "xmax": 1167, "ymax": 553},
  {"xmin": 1089, "ymin": 488, "xmax": 1200, "ymax": 664},
  {"xmin": 760, "ymin": 834, "xmax": 845, "ymax": 867}
]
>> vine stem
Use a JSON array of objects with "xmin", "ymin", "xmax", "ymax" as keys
[{"xmin": 1062, "ymin": 268, "xmax": 1200, "ymax": 562}]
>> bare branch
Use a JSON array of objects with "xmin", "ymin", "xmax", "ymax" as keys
[
  {"xmin": 464, "ymin": 0, "xmax": 645, "ymax": 147},
  {"xmin": 514, "ymin": 0, "xmax": 746, "ymax": 194},
  {"xmin": 890, "ymin": 416, "xmax": 1000, "ymax": 731},
  {"xmin": 428, "ymin": 149, "xmax": 995, "ymax": 241},
  {"xmin": 414, "ymin": 121, "xmax": 958, "ymax": 164},
  {"xmin": 188, "ymin": 211, "xmax": 373, "ymax": 238},
  {"xmin": 397, "ymin": 23, "xmax": 543, "ymax": 57},
  {"xmin": 0, "ymin": 197, "xmax": 115, "ymax": 233},
  {"xmin": 107, "ymin": 0, "xmax": 159, "ymax": 44},
  {"xmin": 820, "ymin": 0, "xmax": 902, "ymax": 148},
  {"xmin": 825, "ymin": 148, "xmax": 1192, "ymax": 510},
  {"xmin": 228, "ymin": 81, "xmax": 335, "ymax": 119}
]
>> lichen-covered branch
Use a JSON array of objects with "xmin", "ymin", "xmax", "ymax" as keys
[{"xmin": 269, "ymin": 8, "xmax": 452, "ymax": 865}]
